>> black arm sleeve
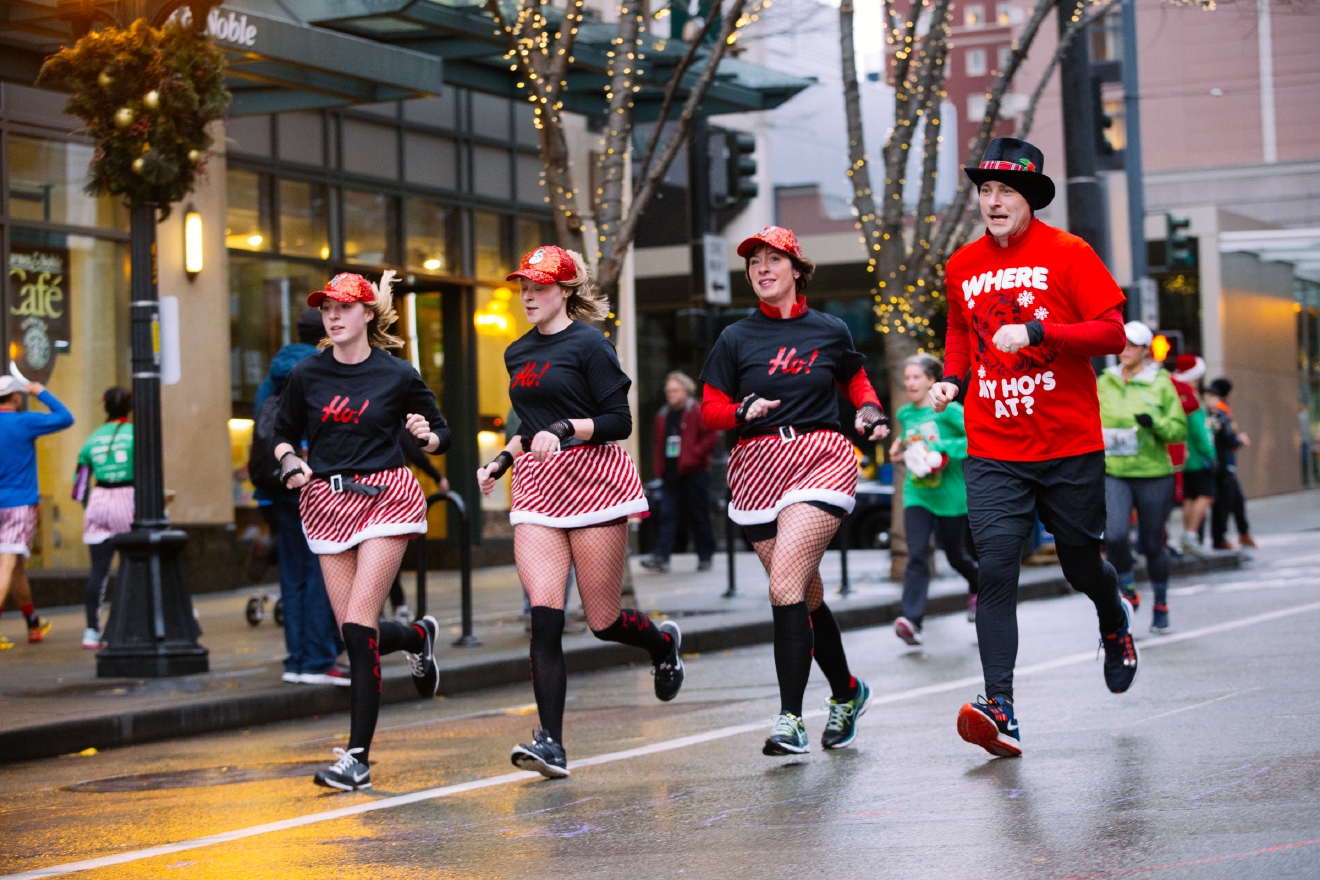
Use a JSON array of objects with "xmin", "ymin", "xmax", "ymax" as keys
[
  {"xmin": 590, "ymin": 384, "xmax": 633, "ymax": 442},
  {"xmin": 404, "ymin": 371, "xmax": 452, "ymax": 456},
  {"xmin": 272, "ymin": 366, "xmax": 308, "ymax": 453},
  {"xmin": 833, "ymin": 324, "xmax": 866, "ymax": 380}
]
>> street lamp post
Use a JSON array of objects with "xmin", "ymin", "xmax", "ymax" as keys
[{"xmin": 97, "ymin": 202, "xmax": 208, "ymax": 677}]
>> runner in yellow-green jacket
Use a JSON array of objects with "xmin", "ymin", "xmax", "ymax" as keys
[{"xmin": 1097, "ymin": 322, "xmax": 1187, "ymax": 635}]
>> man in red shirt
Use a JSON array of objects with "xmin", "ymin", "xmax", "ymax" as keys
[{"xmin": 929, "ymin": 138, "xmax": 1138, "ymax": 759}]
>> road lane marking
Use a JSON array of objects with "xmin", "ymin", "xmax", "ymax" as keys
[{"xmin": 7, "ymin": 599, "xmax": 1320, "ymax": 880}]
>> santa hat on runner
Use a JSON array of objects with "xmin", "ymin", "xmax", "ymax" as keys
[
  {"xmin": 964, "ymin": 138, "xmax": 1056, "ymax": 211},
  {"xmin": 1172, "ymin": 354, "xmax": 1206, "ymax": 385}
]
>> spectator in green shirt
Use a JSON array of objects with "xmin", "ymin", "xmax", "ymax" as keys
[
  {"xmin": 75, "ymin": 387, "xmax": 134, "ymax": 649},
  {"xmin": 889, "ymin": 354, "xmax": 979, "ymax": 646}
]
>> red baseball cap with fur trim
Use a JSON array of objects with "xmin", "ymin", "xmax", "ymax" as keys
[
  {"xmin": 308, "ymin": 273, "xmax": 377, "ymax": 307},
  {"xmin": 737, "ymin": 225, "xmax": 804, "ymax": 260},
  {"xmin": 507, "ymin": 245, "xmax": 579, "ymax": 285}
]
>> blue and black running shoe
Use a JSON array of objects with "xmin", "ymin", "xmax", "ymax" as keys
[
  {"xmin": 822, "ymin": 678, "xmax": 871, "ymax": 749},
  {"xmin": 763, "ymin": 713, "xmax": 810, "ymax": 756},
  {"xmin": 1118, "ymin": 572, "xmax": 1140, "ymax": 612},
  {"xmin": 957, "ymin": 695, "xmax": 1022, "ymax": 758}
]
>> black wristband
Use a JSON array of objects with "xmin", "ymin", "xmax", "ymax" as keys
[
  {"xmin": 858, "ymin": 403, "xmax": 887, "ymax": 434},
  {"xmin": 940, "ymin": 375, "xmax": 963, "ymax": 396},
  {"xmin": 546, "ymin": 419, "xmax": 575, "ymax": 442},
  {"xmin": 413, "ymin": 431, "xmax": 430, "ymax": 447},
  {"xmin": 1025, "ymin": 319, "xmax": 1045, "ymax": 346},
  {"xmin": 486, "ymin": 450, "xmax": 514, "ymax": 479},
  {"xmin": 734, "ymin": 393, "xmax": 762, "ymax": 423}
]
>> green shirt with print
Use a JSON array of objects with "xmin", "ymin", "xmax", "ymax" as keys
[
  {"xmin": 895, "ymin": 401, "xmax": 968, "ymax": 517},
  {"xmin": 77, "ymin": 421, "xmax": 134, "ymax": 484}
]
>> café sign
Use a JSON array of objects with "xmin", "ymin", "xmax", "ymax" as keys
[{"xmin": 7, "ymin": 245, "xmax": 71, "ymax": 384}]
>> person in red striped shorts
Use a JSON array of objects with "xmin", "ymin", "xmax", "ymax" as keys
[
  {"xmin": 274, "ymin": 271, "xmax": 452, "ymax": 792},
  {"xmin": 477, "ymin": 245, "xmax": 684, "ymax": 779},
  {"xmin": 700, "ymin": 226, "xmax": 889, "ymax": 756}
]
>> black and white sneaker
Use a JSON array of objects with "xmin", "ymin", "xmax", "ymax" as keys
[
  {"xmin": 510, "ymin": 728, "xmax": 570, "ymax": 778},
  {"xmin": 653, "ymin": 620, "xmax": 684, "ymax": 702},
  {"xmin": 1101, "ymin": 598, "xmax": 1140, "ymax": 694},
  {"xmin": 313, "ymin": 747, "xmax": 371, "ymax": 791},
  {"xmin": 406, "ymin": 616, "xmax": 440, "ymax": 698}
]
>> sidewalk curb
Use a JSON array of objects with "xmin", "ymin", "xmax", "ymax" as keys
[{"xmin": 0, "ymin": 553, "xmax": 1240, "ymax": 764}]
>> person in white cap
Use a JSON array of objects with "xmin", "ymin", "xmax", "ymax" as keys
[
  {"xmin": 0, "ymin": 374, "xmax": 74, "ymax": 649},
  {"xmin": 1097, "ymin": 322, "xmax": 1187, "ymax": 634}
]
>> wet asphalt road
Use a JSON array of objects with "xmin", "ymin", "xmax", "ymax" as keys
[{"xmin": 2, "ymin": 532, "xmax": 1318, "ymax": 880}]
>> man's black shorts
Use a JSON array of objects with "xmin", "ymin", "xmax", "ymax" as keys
[
  {"xmin": 1182, "ymin": 467, "xmax": 1216, "ymax": 500},
  {"xmin": 964, "ymin": 451, "xmax": 1106, "ymax": 547}
]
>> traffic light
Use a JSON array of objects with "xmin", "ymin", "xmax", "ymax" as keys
[
  {"xmin": 1091, "ymin": 76, "xmax": 1115, "ymax": 157},
  {"xmin": 729, "ymin": 130, "xmax": 758, "ymax": 201},
  {"xmin": 1166, "ymin": 214, "xmax": 1194, "ymax": 268},
  {"xmin": 1150, "ymin": 330, "xmax": 1183, "ymax": 363}
]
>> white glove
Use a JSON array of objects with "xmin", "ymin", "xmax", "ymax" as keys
[{"xmin": 904, "ymin": 443, "xmax": 932, "ymax": 478}]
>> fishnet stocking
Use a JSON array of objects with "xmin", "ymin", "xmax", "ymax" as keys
[
  {"xmin": 752, "ymin": 539, "xmax": 826, "ymax": 611},
  {"xmin": 319, "ymin": 537, "xmax": 410, "ymax": 628},
  {"xmin": 514, "ymin": 522, "xmax": 627, "ymax": 631},
  {"xmin": 752, "ymin": 504, "xmax": 840, "ymax": 607}
]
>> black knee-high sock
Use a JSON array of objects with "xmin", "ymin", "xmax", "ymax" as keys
[
  {"xmin": 529, "ymin": 606, "xmax": 567, "ymax": 743},
  {"xmin": 810, "ymin": 603, "xmax": 856, "ymax": 702},
  {"xmin": 772, "ymin": 602, "xmax": 813, "ymax": 717},
  {"xmin": 342, "ymin": 623, "xmax": 381, "ymax": 762},
  {"xmin": 378, "ymin": 620, "xmax": 425, "ymax": 655},
  {"xmin": 591, "ymin": 608, "xmax": 672, "ymax": 665}
]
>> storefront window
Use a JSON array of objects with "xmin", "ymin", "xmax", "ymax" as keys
[
  {"xmin": 343, "ymin": 189, "xmax": 398, "ymax": 265},
  {"xmin": 279, "ymin": 179, "xmax": 330, "ymax": 259},
  {"xmin": 228, "ymin": 257, "xmax": 328, "ymax": 411},
  {"xmin": 6, "ymin": 135, "xmax": 128, "ymax": 231},
  {"xmin": 474, "ymin": 211, "xmax": 513, "ymax": 282},
  {"xmin": 405, "ymin": 198, "xmax": 461, "ymax": 276},
  {"xmin": 9, "ymin": 229, "xmax": 130, "ymax": 569},
  {"xmin": 226, "ymin": 168, "xmax": 273, "ymax": 251}
]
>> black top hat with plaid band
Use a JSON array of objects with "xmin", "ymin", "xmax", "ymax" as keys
[{"xmin": 963, "ymin": 137, "xmax": 1055, "ymax": 211}]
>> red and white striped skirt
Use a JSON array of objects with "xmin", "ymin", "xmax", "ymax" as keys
[
  {"xmin": 83, "ymin": 486, "xmax": 134, "ymax": 545},
  {"xmin": 726, "ymin": 430, "xmax": 858, "ymax": 525},
  {"xmin": 0, "ymin": 505, "xmax": 38, "ymax": 557},
  {"xmin": 510, "ymin": 443, "xmax": 648, "ymax": 529},
  {"xmin": 299, "ymin": 467, "xmax": 427, "ymax": 554}
]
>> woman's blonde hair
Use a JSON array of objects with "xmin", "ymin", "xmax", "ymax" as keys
[
  {"xmin": 560, "ymin": 250, "xmax": 610, "ymax": 323},
  {"xmin": 665, "ymin": 370, "xmax": 696, "ymax": 396},
  {"xmin": 317, "ymin": 270, "xmax": 405, "ymax": 351},
  {"xmin": 905, "ymin": 353, "xmax": 942, "ymax": 381}
]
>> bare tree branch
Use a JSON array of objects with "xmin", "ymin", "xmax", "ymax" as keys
[
  {"xmin": 594, "ymin": 0, "xmax": 643, "ymax": 264},
  {"xmin": 597, "ymin": 0, "xmax": 750, "ymax": 294},
  {"xmin": 635, "ymin": 0, "xmax": 724, "ymax": 186},
  {"xmin": 839, "ymin": 0, "xmax": 882, "ymax": 274}
]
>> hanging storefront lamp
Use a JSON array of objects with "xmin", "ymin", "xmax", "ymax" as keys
[{"xmin": 184, "ymin": 205, "xmax": 203, "ymax": 277}]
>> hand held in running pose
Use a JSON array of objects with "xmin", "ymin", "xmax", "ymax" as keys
[
  {"xmin": 405, "ymin": 412, "xmax": 440, "ymax": 452},
  {"xmin": 929, "ymin": 382, "xmax": 960, "ymax": 413},
  {"xmin": 477, "ymin": 439, "xmax": 519, "ymax": 496},
  {"xmin": 738, "ymin": 395, "xmax": 781, "ymax": 422},
  {"xmin": 854, "ymin": 405, "xmax": 890, "ymax": 440},
  {"xmin": 274, "ymin": 442, "xmax": 312, "ymax": 489},
  {"xmin": 993, "ymin": 323, "xmax": 1030, "ymax": 353}
]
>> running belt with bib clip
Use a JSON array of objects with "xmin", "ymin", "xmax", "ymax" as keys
[{"xmin": 324, "ymin": 474, "xmax": 382, "ymax": 497}]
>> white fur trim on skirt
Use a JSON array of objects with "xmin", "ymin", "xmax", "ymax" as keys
[
  {"xmin": 0, "ymin": 505, "xmax": 38, "ymax": 557},
  {"xmin": 509, "ymin": 443, "xmax": 649, "ymax": 529},
  {"xmin": 84, "ymin": 485, "xmax": 135, "ymax": 544},
  {"xmin": 299, "ymin": 467, "xmax": 427, "ymax": 554},
  {"xmin": 726, "ymin": 430, "xmax": 858, "ymax": 526}
]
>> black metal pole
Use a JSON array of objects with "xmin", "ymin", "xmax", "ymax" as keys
[
  {"xmin": 1121, "ymin": 0, "xmax": 1154, "ymax": 324},
  {"xmin": 838, "ymin": 516, "xmax": 851, "ymax": 597},
  {"xmin": 97, "ymin": 202, "xmax": 207, "ymax": 678},
  {"xmin": 1057, "ymin": 0, "xmax": 1111, "ymax": 263},
  {"xmin": 723, "ymin": 498, "xmax": 737, "ymax": 599},
  {"xmin": 414, "ymin": 532, "xmax": 427, "ymax": 620},
  {"xmin": 446, "ymin": 491, "xmax": 480, "ymax": 647}
]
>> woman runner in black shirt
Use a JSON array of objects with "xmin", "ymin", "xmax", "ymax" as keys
[
  {"xmin": 700, "ymin": 226, "xmax": 889, "ymax": 756},
  {"xmin": 274, "ymin": 271, "xmax": 451, "ymax": 791},
  {"xmin": 477, "ymin": 245, "xmax": 683, "ymax": 778}
]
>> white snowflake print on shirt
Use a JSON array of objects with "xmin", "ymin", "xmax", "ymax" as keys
[
  {"xmin": 1017, "ymin": 291, "xmax": 1035, "ymax": 308},
  {"xmin": 978, "ymin": 365, "xmax": 986, "ymax": 378},
  {"xmin": 1034, "ymin": 307, "xmax": 1049, "ymax": 321}
]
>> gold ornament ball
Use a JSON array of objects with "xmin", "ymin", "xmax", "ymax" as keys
[
  {"xmin": 97, "ymin": 71, "xmax": 113, "ymax": 88},
  {"xmin": 131, "ymin": 157, "xmax": 145, "ymax": 174},
  {"xmin": 113, "ymin": 107, "xmax": 134, "ymax": 129},
  {"xmin": 187, "ymin": 149, "xmax": 201, "ymax": 164},
  {"xmin": 144, "ymin": 90, "xmax": 160, "ymax": 111}
]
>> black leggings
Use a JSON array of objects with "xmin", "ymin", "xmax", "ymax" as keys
[
  {"xmin": 85, "ymin": 542, "xmax": 116, "ymax": 630},
  {"xmin": 901, "ymin": 508, "xmax": 978, "ymax": 626},
  {"xmin": 1103, "ymin": 475, "xmax": 1174, "ymax": 584},
  {"xmin": 975, "ymin": 539, "xmax": 1125, "ymax": 702}
]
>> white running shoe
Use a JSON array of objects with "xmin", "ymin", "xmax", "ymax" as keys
[
  {"xmin": 894, "ymin": 616, "xmax": 923, "ymax": 646},
  {"xmin": 394, "ymin": 604, "xmax": 415, "ymax": 626},
  {"xmin": 82, "ymin": 628, "xmax": 104, "ymax": 650}
]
